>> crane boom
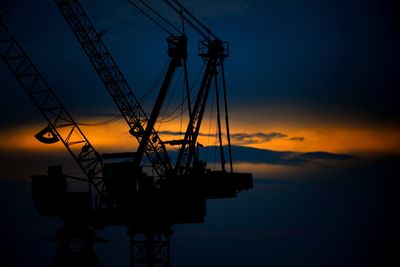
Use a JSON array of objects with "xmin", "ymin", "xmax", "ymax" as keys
[
  {"xmin": 134, "ymin": 35, "xmax": 188, "ymax": 171},
  {"xmin": 54, "ymin": 0, "xmax": 171, "ymax": 178},
  {"xmin": 0, "ymin": 19, "xmax": 104, "ymax": 192}
]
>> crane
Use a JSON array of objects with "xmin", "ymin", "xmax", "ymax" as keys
[
  {"xmin": 55, "ymin": 0, "xmax": 252, "ymax": 196},
  {"xmin": 0, "ymin": 17, "xmax": 104, "ymax": 194},
  {"xmin": 0, "ymin": 15, "xmax": 181, "ymax": 266},
  {"xmin": 164, "ymin": 0, "xmax": 234, "ymax": 175},
  {"xmin": 125, "ymin": 0, "xmax": 192, "ymax": 178},
  {"xmin": 53, "ymin": 0, "xmax": 175, "ymax": 181},
  {"xmin": 1, "ymin": 0, "xmax": 254, "ymax": 265},
  {"xmin": 0, "ymin": 17, "xmax": 106, "ymax": 266}
]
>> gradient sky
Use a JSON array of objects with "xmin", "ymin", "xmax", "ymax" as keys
[
  {"xmin": 1, "ymin": 2, "xmax": 399, "ymax": 266},
  {"xmin": 1, "ymin": 0, "xmax": 399, "ymax": 164}
]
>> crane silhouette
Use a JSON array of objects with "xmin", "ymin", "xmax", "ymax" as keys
[{"xmin": 0, "ymin": 1, "xmax": 253, "ymax": 266}]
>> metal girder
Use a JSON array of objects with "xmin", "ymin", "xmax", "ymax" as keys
[{"xmin": 0, "ymin": 19, "xmax": 104, "ymax": 193}]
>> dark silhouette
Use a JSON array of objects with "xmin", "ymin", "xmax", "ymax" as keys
[
  {"xmin": 32, "ymin": 162, "xmax": 251, "ymax": 266},
  {"xmin": 1, "ymin": 0, "xmax": 253, "ymax": 265},
  {"xmin": 49, "ymin": 225, "xmax": 103, "ymax": 267}
]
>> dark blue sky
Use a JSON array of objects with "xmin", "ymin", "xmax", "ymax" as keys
[{"xmin": 1, "ymin": 0, "xmax": 399, "ymax": 128}]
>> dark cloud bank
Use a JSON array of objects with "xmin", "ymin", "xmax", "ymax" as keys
[
  {"xmin": 197, "ymin": 145, "xmax": 354, "ymax": 166},
  {"xmin": 0, "ymin": 144, "xmax": 353, "ymax": 181}
]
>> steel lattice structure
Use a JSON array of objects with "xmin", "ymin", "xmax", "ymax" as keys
[
  {"xmin": 54, "ymin": 0, "xmax": 172, "ymax": 179},
  {"xmin": 0, "ymin": 19, "xmax": 104, "ymax": 193}
]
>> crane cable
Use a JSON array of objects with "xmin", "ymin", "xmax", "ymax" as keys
[
  {"xmin": 139, "ymin": 58, "xmax": 170, "ymax": 103},
  {"xmin": 77, "ymin": 115, "xmax": 123, "ymax": 126},
  {"xmin": 127, "ymin": 0, "xmax": 180, "ymax": 36},
  {"xmin": 158, "ymin": 67, "xmax": 184, "ymax": 122},
  {"xmin": 205, "ymin": 77, "xmax": 216, "ymax": 164},
  {"xmin": 137, "ymin": 0, "xmax": 181, "ymax": 34},
  {"xmin": 76, "ymin": 54, "xmax": 169, "ymax": 127},
  {"xmin": 157, "ymin": 63, "xmax": 206, "ymax": 124}
]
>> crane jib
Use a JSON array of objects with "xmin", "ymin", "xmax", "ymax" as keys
[
  {"xmin": 0, "ymin": 19, "xmax": 104, "ymax": 193},
  {"xmin": 54, "ymin": 0, "xmax": 172, "ymax": 178}
]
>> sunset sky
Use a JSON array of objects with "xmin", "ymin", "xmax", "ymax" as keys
[
  {"xmin": 1, "ymin": 1, "xmax": 399, "ymax": 266},
  {"xmin": 1, "ymin": 0, "xmax": 399, "ymax": 177}
]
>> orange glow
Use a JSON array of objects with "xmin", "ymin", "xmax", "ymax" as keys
[
  {"xmin": 228, "ymin": 105, "xmax": 400, "ymax": 155},
  {"xmin": 0, "ymin": 124, "xmax": 63, "ymax": 152},
  {"xmin": 0, "ymin": 121, "xmax": 137, "ymax": 153},
  {"xmin": 0, "ymin": 116, "xmax": 399, "ymax": 156},
  {"xmin": 244, "ymin": 126, "xmax": 400, "ymax": 155}
]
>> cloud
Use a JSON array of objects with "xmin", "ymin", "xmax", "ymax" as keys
[
  {"xmin": 158, "ymin": 130, "xmax": 212, "ymax": 138},
  {"xmin": 158, "ymin": 130, "xmax": 185, "ymax": 136},
  {"xmin": 198, "ymin": 145, "xmax": 355, "ymax": 166},
  {"xmin": 288, "ymin": 136, "xmax": 305, "ymax": 141},
  {"xmin": 231, "ymin": 132, "xmax": 287, "ymax": 144},
  {"xmin": 159, "ymin": 130, "xmax": 305, "ymax": 145}
]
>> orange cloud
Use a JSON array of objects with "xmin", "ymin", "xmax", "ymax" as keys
[{"xmin": 243, "ymin": 126, "xmax": 400, "ymax": 155}]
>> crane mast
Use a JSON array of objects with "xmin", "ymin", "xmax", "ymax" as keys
[
  {"xmin": 0, "ymin": 18, "xmax": 104, "ymax": 193},
  {"xmin": 54, "ymin": 0, "xmax": 172, "ymax": 179},
  {"xmin": 164, "ymin": 0, "xmax": 233, "ymax": 174},
  {"xmin": 175, "ymin": 40, "xmax": 229, "ymax": 174}
]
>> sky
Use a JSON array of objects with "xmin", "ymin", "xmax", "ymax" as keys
[
  {"xmin": 0, "ymin": 1, "xmax": 399, "ymax": 266},
  {"xmin": 0, "ymin": 0, "xmax": 399, "ymax": 165}
]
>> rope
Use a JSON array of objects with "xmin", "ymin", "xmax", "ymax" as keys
[
  {"xmin": 139, "ymin": 58, "xmax": 170, "ymax": 103},
  {"xmin": 205, "ymin": 79, "xmax": 215, "ymax": 162},
  {"xmin": 157, "ymin": 63, "xmax": 206, "ymax": 124},
  {"xmin": 163, "ymin": 68, "xmax": 184, "ymax": 118},
  {"xmin": 128, "ymin": 0, "xmax": 176, "ymax": 36},
  {"xmin": 77, "ymin": 115, "xmax": 123, "ymax": 126},
  {"xmin": 137, "ymin": 0, "xmax": 182, "ymax": 34}
]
